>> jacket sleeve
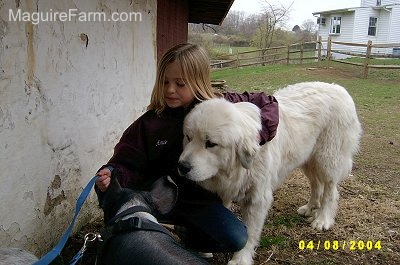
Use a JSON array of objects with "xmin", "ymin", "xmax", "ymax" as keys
[
  {"xmin": 105, "ymin": 117, "xmax": 149, "ymax": 187},
  {"xmin": 95, "ymin": 116, "xmax": 150, "ymax": 206},
  {"xmin": 224, "ymin": 91, "xmax": 279, "ymax": 144}
]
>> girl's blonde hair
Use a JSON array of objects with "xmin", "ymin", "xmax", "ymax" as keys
[{"xmin": 148, "ymin": 43, "xmax": 216, "ymax": 115}]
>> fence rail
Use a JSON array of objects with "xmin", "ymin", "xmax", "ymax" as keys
[
  {"xmin": 325, "ymin": 37, "xmax": 400, "ymax": 77},
  {"xmin": 211, "ymin": 37, "xmax": 400, "ymax": 78},
  {"xmin": 211, "ymin": 43, "xmax": 321, "ymax": 69}
]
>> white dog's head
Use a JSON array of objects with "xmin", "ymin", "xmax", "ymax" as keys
[{"xmin": 178, "ymin": 98, "xmax": 261, "ymax": 182}]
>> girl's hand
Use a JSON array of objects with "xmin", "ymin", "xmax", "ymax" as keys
[{"xmin": 96, "ymin": 168, "xmax": 112, "ymax": 192}]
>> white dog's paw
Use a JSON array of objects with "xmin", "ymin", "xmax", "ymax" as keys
[
  {"xmin": 228, "ymin": 251, "xmax": 253, "ymax": 265},
  {"xmin": 297, "ymin": 204, "xmax": 316, "ymax": 217},
  {"xmin": 309, "ymin": 211, "xmax": 334, "ymax": 230}
]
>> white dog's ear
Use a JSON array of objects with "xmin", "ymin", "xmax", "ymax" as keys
[
  {"xmin": 238, "ymin": 139, "xmax": 259, "ymax": 169},
  {"xmin": 233, "ymin": 102, "xmax": 262, "ymax": 169}
]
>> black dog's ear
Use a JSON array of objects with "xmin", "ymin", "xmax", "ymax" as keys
[
  {"xmin": 107, "ymin": 169, "xmax": 123, "ymax": 195},
  {"xmin": 150, "ymin": 176, "xmax": 178, "ymax": 215},
  {"xmin": 101, "ymin": 168, "xmax": 123, "ymax": 211}
]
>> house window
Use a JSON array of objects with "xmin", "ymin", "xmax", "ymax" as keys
[
  {"xmin": 368, "ymin": 17, "xmax": 377, "ymax": 36},
  {"xmin": 330, "ymin": 16, "xmax": 341, "ymax": 34},
  {"xmin": 377, "ymin": 0, "xmax": 381, "ymax": 6}
]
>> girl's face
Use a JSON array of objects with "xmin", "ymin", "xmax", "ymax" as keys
[{"xmin": 164, "ymin": 61, "xmax": 195, "ymax": 109}]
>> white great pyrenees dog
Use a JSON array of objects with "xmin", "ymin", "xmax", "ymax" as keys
[{"xmin": 178, "ymin": 82, "xmax": 362, "ymax": 265}]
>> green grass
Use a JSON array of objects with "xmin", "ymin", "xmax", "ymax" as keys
[
  {"xmin": 212, "ymin": 45, "xmax": 257, "ymax": 55},
  {"xmin": 212, "ymin": 64, "xmax": 304, "ymax": 92},
  {"xmin": 212, "ymin": 47, "xmax": 318, "ymax": 67},
  {"xmin": 210, "ymin": 46, "xmax": 258, "ymax": 60},
  {"xmin": 342, "ymin": 57, "xmax": 400, "ymax": 65},
  {"xmin": 259, "ymin": 235, "xmax": 288, "ymax": 248},
  {"xmin": 265, "ymin": 214, "xmax": 304, "ymax": 228}
]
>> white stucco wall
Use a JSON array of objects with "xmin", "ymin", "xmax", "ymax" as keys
[{"xmin": 0, "ymin": 0, "xmax": 156, "ymax": 256}]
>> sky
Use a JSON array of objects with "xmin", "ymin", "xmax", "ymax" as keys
[{"xmin": 230, "ymin": 0, "xmax": 361, "ymax": 29}]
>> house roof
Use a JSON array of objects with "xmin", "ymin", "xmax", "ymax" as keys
[
  {"xmin": 188, "ymin": 0, "xmax": 235, "ymax": 25},
  {"xmin": 313, "ymin": 3, "xmax": 398, "ymax": 16},
  {"xmin": 313, "ymin": 7, "xmax": 356, "ymax": 16}
]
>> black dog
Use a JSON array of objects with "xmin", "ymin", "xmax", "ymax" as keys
[{"xmin": 98, "ymin": 170, "xmax": 210, "ymax": 265}]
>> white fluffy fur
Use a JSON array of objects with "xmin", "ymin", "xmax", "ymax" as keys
[{"xmin": 178, "ymin": 82, "xmax": 362, "ymax": 265}]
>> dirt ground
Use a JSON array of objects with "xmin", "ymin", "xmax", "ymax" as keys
[{"xmin": 55, "ymin": 168, "xmax": 399, "ymax": 265}]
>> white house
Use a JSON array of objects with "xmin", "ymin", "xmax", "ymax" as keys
[{"xmin": 313, "ymin": 0, "xmax": 400, "ymax": 58}]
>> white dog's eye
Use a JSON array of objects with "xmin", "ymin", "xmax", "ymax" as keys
[
  {"xmin": 186, "ymin": 135, "xmax": 192, "ymax": 142},
  {"xmin": 205, "ymin": 140, "xmax": 218, "ymax": 148}
]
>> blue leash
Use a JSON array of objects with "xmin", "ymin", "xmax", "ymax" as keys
[{"xmin": 34, "ymin": 175, "xmax": 98, "ymax": 265}]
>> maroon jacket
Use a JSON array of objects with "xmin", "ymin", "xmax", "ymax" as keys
[{"xmin": 102, "ymin": 92, "xmax": 279, "ymax": 190}]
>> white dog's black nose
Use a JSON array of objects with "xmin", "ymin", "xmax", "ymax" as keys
[{"xmin": 177, "ymin": 161, "xmax": 192, "ymax": 175}]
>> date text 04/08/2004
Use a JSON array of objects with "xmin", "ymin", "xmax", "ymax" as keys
[{"xmin": 298, "ymin": 240, "xmax": 382, "ymax": 251}]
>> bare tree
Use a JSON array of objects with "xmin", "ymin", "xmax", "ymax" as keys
[
  {"xmin": 220, "ymin": 10, "xmax": 247, "ymax": 34},
  {"xmin": 239, "ymin": 14, "xmax": 262, "ymax": 39},
  {"xmin": 252, "ymin": 0, "xmax": 293, "ymax": 51},
  {"xmin": 301, "ymin": 19, "xmax": 318, "ymax": 33}
]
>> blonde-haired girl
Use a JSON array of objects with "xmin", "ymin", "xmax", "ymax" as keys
[
  {"xmin": 96, "ymin": 43, "xmax": 279, "ymax": 255},
  {"xmin": 149, "ymin": 43, "xmax": 215, "ymax": 115}
]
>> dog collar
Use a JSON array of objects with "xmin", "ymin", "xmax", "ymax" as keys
[
  {"xmin": 111, "ymin": 217, "xmax": 172, "ymax": 236},
  {"xmin": 106, "ymin": 205, "xmax": 151, "ymax": 226},
  {"xmin": 98, "ymin": 213, "xmax": 174, "ymax": 261}
]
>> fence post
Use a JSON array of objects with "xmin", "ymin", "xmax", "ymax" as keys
[
  {"xmin": 300, "ymin": 42, "xmax": 304, "ymax": 65},
  {"xmin": 261, "ymin": 48, "xmax": 265, "ymax": 66},
  {"xmin": 363, "ymin": 40, "xmax": 372, "ymax": 78},
  {"xmin": 287, "ymin": 45, "xmax": 290, "ymax": 65},
  {"xmin": 326, "ymin": 37, "xmax": 332, "ymax": 65},
  {"xmin": 262, "ymin": 48, "xmax": 266, "ymax": 66},
  {"xmin": 317, "ymin": 36, "xmax": 322, "ymax": 67},
  {"xmin": 236, "ymin": 51, "xmax": 240, "ymax": 68}
]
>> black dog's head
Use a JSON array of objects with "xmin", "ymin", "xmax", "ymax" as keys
[{"xmin": 101, "ymin": 169, "xmax": 178, "ymax": 224}]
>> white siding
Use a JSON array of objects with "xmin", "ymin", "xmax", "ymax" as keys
[
  {"xmin": 354, "ymin": 6, "xmax": 399, "ymax": 54},
  {"xmin": 317, "ymin": 20, "xmax": 330, "ymax": 37},
  {"xmin": 317, "ymin": 0, "xmax": 400, "ymax": 57},
  {"xmin": 361, "ymin": 0, "xmax": 400, "ymax": 6},
  {"xmin": 383, "ymin": 0, "xmax": 400, "ymax": 4},
  {"xmin": 0, "ymin": 0, "xmax": 156, "ymax": 256},
  {"xmin": 375, "ymin": 9, "xmax": 392, "ymax": 54},
  {"xmin": 376, "ymin": 9, "xmax": 391, "ymax": 43},
  {"xmin": 334, "ymin": 14, "xmax": 355, "ymax": 42},
  {"xmin": 389, "ymin": 6, "xmax": 400, "ymax": 44},
  {"xmin": 317, "ymin": 13, "xmax": 356, "ymax": 59},
  {"xmin": 353, "ymin": 8, "xmax": 378, "ymax": 42}
]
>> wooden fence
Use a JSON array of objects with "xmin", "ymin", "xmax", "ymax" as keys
[
  {"xmin": 324, "ymin": 37, "xmax": 400, "ymax": 78},
  {"xmin": 211, "ymin": 37, "xmax": 400, "ymax": 78},
  {"xmin": 210, "ymin": 40, "xmax": 322, "ymax": 69}
]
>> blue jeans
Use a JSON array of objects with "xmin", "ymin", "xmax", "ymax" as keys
[{"xmin": 162, "ymin": 177, "xmax": 248, "ymax": 253}]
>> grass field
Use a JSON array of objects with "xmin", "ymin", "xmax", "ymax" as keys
[
  {"xmin": 343, "ymin": 57, "xmax": 400, "ymax": 66},
  {"xmin": 210, "ymin": 62, "xmax": 400, "ymax": 264},
  {"xmin": 212, "ymin": 45, "xmax": 259, "ymax": 55}
]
